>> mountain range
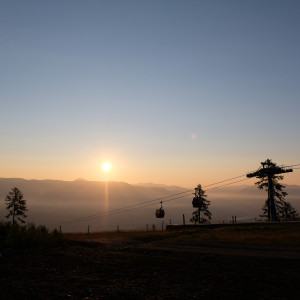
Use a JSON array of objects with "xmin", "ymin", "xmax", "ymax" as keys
[{"xmin": 0, "ymin": 178, "xmax": 299, "ymax": 232}]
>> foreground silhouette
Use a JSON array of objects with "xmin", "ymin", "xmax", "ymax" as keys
[
  {"xmin": 247, "ymin": 159, "xmax": 298, "ymax": 221},
  {"xmin": 4, "ymin": 187, "xmax": 27, "ymax": 224},
  {"xmin": 1, "ymin": 224, "xmax": 300, "ymax": 299}
]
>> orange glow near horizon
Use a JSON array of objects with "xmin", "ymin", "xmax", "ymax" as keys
[{"xmin": 0, "ymin": 158, "xmax": 299, "ymax": 189}]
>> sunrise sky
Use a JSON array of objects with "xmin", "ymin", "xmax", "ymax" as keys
[{"xmin": 1, "ymin": 0, "xmax": 299, "ymax": 188}]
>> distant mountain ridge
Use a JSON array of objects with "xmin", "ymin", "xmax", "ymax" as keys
[
  {"xmin": 0, "ymin": 178, "xmax": 299, "ymax": 232},
  {"xmin": 135, "ymin": 182, "xmax": 189, "ymax": 191}
]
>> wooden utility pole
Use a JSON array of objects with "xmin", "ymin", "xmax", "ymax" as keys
[{"xmin": 247, "ymin": 160, "xmax": 293, "ymax": 221}]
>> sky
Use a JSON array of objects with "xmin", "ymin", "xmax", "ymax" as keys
[{"xmin": 1, "ymin": 0, "xmax": 299, "ymax": 188}]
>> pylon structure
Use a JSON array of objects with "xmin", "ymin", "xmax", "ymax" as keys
[{"xmin": 247, "ymin": 160, "xmax": 293, "ymax": 221}]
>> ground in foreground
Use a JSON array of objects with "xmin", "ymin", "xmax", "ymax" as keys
[{"xmin": 1, "ymin": 223, "xmax": 300, "ymax": 299}]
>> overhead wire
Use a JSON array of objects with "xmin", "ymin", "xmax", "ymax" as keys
[
  {"xmin": 50, "ymin": 174, "xmax": 251, "ymax": 228},
  {"xmin": 278, "ymin": 163, "xmax": 300, "ymax": 169},
  {"xmin": 57, "ymin": 193, "xmax": 194, "ymax": 227},
  {"xmin": 284, "ymin": 164, "xmax": 300, "ymax": 169},
  {"xmin": 202, "ymin": 174, "xmax": 247, "ymax": 188},
  {"xmin": 206, "ymin": 178, "xmax": 249, "ymax": 191},
  {"xmin": 51, "ymin": 163, "xmax": 299, "ymax": 228},
  {"xmin": 52, "ymin": 189, "xmax": 193, "ymax": 227}
]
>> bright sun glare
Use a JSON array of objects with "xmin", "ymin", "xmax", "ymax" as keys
[{"xmin": 102, "ymin": 162, "xmax": 111, "ymax": 172}]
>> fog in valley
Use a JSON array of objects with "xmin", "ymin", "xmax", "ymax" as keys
[{"xmin": 1, "ymin": 178, "xmax": 299, "ymax": 232}]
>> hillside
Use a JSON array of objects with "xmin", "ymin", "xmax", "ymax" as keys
[{"xmin": 1, "ymin": 224, "xmax": 300, "ymax": 299}]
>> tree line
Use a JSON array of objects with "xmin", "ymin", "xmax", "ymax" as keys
[{"xmin": 1, "ymin": 188, "xmax": 64, "ymax": 250}]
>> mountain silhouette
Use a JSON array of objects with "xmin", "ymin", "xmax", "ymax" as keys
[{"xmin": 0, "ymin": 178, "xmax": 299, "ymax": 232}]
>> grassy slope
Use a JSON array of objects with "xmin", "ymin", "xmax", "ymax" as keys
[
  {"xmin": 64, "ymin": 222, "xmax": 300, "ymax": 246},
  {"xmin": 1, "ymin": 222, "xmax": 300, "ymax": 299}
]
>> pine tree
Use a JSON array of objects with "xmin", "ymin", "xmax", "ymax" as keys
[
  {"xmin": 248, "ymin": 159, "xmax": 298, "ymax": 221},
  {"xmin": 5, "ymin": 187, "xmax": 28, "ymax": 224},
  {"xmin": 190, "ymin": 184, "xmax": 212, "ymax": 224},
  {"xmin": 278, "ymin": 201, "xmax": 299, "ymax": 221}
]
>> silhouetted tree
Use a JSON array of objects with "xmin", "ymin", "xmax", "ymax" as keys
[
  {"xmin": 250, "ymin": 159, "xmax": 298, "ymax": 221},
  {"xmin": 278, "ymin": 201, "xmax": 299, "ymax": 221},
  {"xmin": 5, "ymin": 187, "xmax": 28, "ymax": 224},
  {"xmin": 190, "ymin": 184, "xmax": 211, "ymax": 224}
]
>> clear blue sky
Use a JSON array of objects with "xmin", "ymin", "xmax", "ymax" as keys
[{"xmin": 1, "ymin": 0, "xmax": 299, "ymax": 187}]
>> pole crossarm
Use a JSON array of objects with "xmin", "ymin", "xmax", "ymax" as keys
[
  {"xmin": 247, "ymin": 167, "xmax": 293, "ymax": 178},
  {"xmin": 246, "ymin": 160, "xmax": 293, "ymax": 222}
]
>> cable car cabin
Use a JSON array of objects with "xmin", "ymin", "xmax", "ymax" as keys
[
  {"xmin": 156, "ymin": 201, "xmax": 165, "ymax": 218},
  {"xmin": 192, "ymin": 197, "xmax": 204, "ymax": 208},
  {"xmin": 155, "ymin": 208, "xmax": 165, "ymax": 218}
]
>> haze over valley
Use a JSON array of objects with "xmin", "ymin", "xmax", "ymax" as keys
[{"xmin": 1, "ymin": 178, "xmax": 299, "ymax": 232}]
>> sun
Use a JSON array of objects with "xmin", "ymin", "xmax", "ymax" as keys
[{"xmin": 102, "ymin": 162, "xmax": 111, "ymax": 172}]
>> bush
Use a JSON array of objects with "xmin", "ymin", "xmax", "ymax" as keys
[{"xmin": 0, "ymin": 222, "xmax": 65, "ymax": 249}]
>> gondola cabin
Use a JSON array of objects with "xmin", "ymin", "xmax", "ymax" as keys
[
  {"xmin": 155, "ymin": 201, "xmax": 165, "ymax": 218},
  {"xmin": 192, "ymin": 197, "xmax": 204, "ymax": 208},
  {"xmin": 155, "ymin": 208, "xmax": 165, "ymax": 218}
]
